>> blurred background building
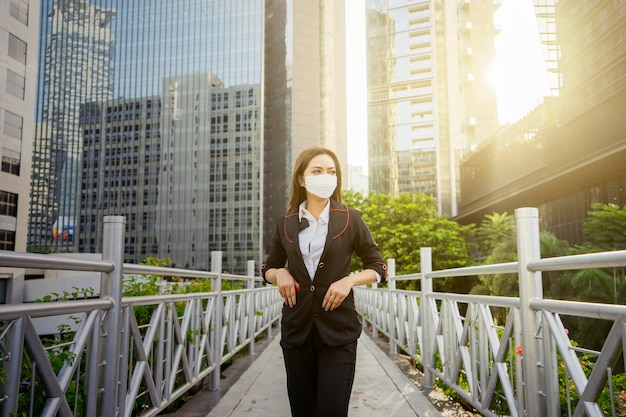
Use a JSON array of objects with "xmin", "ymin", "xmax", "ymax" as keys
[
  {"xmin": 263, "ymin": 0, "xmax": 348, "ymax": 248},
  {"xmin": 1, "ymin": 0, "xmax": 41, "ymax": 301},
  {"xmin": 23, "ymin": 0, "xmax": 348, "ymax": 275},
  {"xmin": 456, "ymin": 0, "xmax": 626, "ymax": 245},
  {"xmin": 0, "ymin": 0, "xmax": 624, "ymax": 303},
  {"xmin": 365, "ymin": 0, "xmax": 499, "ymax": 216}
]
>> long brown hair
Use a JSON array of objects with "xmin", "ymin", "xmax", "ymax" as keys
[{"xmin": 287, "ymin": 147, "xmax": 343, "ymax": 212}]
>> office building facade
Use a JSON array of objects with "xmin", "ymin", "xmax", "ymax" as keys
[
  {"xmin": 457, "ymin": 0, "xmax": 626, "ymax": 245},
  {"xmin": 365, "ymin": 0, "xmax": 498, "ymax": 216},
  {"xmin": 1, "ymin": 0, "xmax": 41, "ymax": 302},
  {"xmin": 78, "ymin": 96, "xmax": 162, "ymax": 263},
  {"xmin": 29, "ymin": 0, "xmax": 115, "ymax": 252},
  {"xmin": 157, "ymin": 74, "xmax": 261, "ymax": 272},
  {"xmin": 29, "ymin": 0, "xmax": 264, "ymax": 273},
  {"xmin": 263, "ymin": 0, "xmax": 348, "ymax": 249}
]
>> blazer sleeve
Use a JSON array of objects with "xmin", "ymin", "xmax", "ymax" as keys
[
  {"xmin": 351, "ymin": 208, "xmax": 388, "ymax": 281},
  {"xmin": 261, "ymin": 216, "xmax": 288, "ymax": 283}
]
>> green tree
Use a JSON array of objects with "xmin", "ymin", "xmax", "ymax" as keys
[
  {"xmin": 476, "ymin": 212, "xmax": 515, "ymax": 256},
  {"xmin": 476, "ymin": 231, "xmax": 570, "ymax": 324},
  {"xmin": 572, "ymin": 202, "xmax": 626, "ymax": 307},
  {"xmin": 583, "ymin": 203, "xmax": 626, "ymax": 251},
  {"xmin": 561, "ymin": 203, "xmax": 626, "ymax": 349},
  {"xmin": 479, "ymin": 231, "xmax": 571, "ymax": 298},
  {"xmin": 344, "ymin": 191, "xmax": 474, "ymax": 292}
]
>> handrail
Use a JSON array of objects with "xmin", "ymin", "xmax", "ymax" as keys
[
  {"xmin": 0, "ymin": 299, "xmax": 113, "ymax": 320},
  {"xmin": 423, "ymin": 261, "xmax": 519, "ymax": 279},
  {"xmin": 122, "ymin": 263, "xmax": 218, "ymax": 278},
  {"xmin": 0, "ymin": 217, "xmax": 281, "ymax": 417},
  {"xmin": 0, "ymin": 249, "xmax": 113, "ymax": 272},
  {"xmin": 356, "ymin": 207, "xmax": 626, "ymax": 417},
  {"xmin": 3, "ymin": 207, "xmax": 626, "ymax": 416},
  {"xmin": 527, "ymin": 250, "xmax": 626, "ymax": 272}
]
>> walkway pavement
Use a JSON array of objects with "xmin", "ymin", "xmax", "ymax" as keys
[{"xmin": 167, "ymin": 331, "xmax": 443, "ymax": 417}]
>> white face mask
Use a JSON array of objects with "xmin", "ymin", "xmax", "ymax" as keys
[{"xmin": 304, "ymin": 174, "xmax": 337, "ymax": 199}]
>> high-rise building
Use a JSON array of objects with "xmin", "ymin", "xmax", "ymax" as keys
[
  {"xmin": 29, "ymin": 0, "xmax": 115, "ymax": 252},
  {"xmin": 157, "ymin": 74, "xmax": 261, "ymax": 272},
  {"xmin": 365, "ymin": 0, "xmax": 499, "ymax": 216},
  {"xmin": 29, "ymin": 0, "xmax": 264, "ymax": 274},
  {"xmin": 456, "ymin": 0, "xmax": 626, "ymax": 245},
  {"xmin": 28, "ymin": 0, "xmax": 348, "ymax": 272},
  {"xmin": 1, "ymin": 0, "xmax": 41, "ymax": 302},
  {"xmin": 263, "ymin": 0, "xmax": 348, "ymax": 249},
  {"xmin": 78, "ymin": 96, "xmax": 162, "ymax": 263}
]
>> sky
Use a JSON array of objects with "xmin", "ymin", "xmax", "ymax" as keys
[{"xmin": 345, "ymin": 0, "xmax": 551, "ymax": 170}]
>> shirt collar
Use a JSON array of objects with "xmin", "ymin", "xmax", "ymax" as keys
[{"xmin": 298, "ymin": 200, "xmax": 331, "ymax": 225}]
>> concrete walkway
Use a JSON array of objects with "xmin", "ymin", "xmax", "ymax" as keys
[{"xmin": 172, "ymin": 331, "xmax": 443, "ymax": 417}]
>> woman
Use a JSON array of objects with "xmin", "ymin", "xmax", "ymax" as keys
[{"xmin": 262, "ymin": 146, "xmax": 387, "ymax": 417}]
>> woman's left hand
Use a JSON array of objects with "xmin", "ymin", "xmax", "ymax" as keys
[{"xmin": 322, "ymin": 277, "xmax": 353, "ymax": 311}]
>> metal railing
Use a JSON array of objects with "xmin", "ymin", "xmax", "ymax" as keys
[
  {"xmin": 355, "ymin": 207, "xmax": 626, "ymax": 417},
  {"xmin": 0, "ymin": 216, "xmax": 282, "ymax": 417}
]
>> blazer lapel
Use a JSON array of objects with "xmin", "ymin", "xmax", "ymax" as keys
[
  {"xmin": 283, "ymin": 211, "xmax": 301, "ymax": 244},
  {"xmin": 327, "ymin": 201, "xmax": 350, "ymax": 241},
  {"xmin": 283, "ymin": 211, "xmax": 310, "ymax": 280}
]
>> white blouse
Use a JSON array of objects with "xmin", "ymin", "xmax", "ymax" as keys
[{"xmin": 298, "ymin": 200, "xmax": 330, "ymax": 280}]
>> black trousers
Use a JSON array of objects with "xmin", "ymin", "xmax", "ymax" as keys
[{"xmin": 281, "ymin": 324, "xmax": 357, "ymax": 417}]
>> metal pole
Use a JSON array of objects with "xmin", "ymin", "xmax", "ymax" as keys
[
  {"xmin": 209, "ymin": 251, "xmax": 223, "ymax": 391},
  {"xmin": 247, "ymin": 260, "xmax": 256, "ymax": 356},
  {"xmin": 2, "ymin": 317, "xmax": 25, "ymax": 417},
  {"xmin": 100, "ymin": 215, "xmax": 125, "ymax": 416},
  {"xmin": 420, "ymin": 247, "xmax": 434, "ymax": 388},
  {"xmin": 387, "ymin": 259, "xmax": 397, "ymax": 355},
  {"xmin": 371, "ymin": 274, "xmax": 379, "ymax": 338},
  {"xmin": 515, "ymin": 207, "xmax": 546, "ymax": 417}
]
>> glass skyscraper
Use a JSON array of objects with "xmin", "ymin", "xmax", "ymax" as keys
[
  {"xmin": 263, "ymin": 0, "xmax": 347, "ymax": 249},
  {"xmin": 1, "ymin": 0, "xmax": 41, "ymax": 303},
  {"xmin": 29, "ymin": 0, "xmax": 263, "ymax": 273},
  {"xmin": 365, "ymin": 0, "xmax": 498, "ymax": 216}
]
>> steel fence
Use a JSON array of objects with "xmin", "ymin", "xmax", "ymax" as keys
[
  {"xmin": 355, "ymin": 207, "xmax": 626, "ymax": 417},
  {"xmin": 3, "ymin": 209, "xmax": 626, "ymax": 416},
  {"xmin": 0, "ymin": 216, "xmax": 282, "ymax": 417}
]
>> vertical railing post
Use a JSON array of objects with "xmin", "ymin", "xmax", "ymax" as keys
[
  {"xmin": 420, "ymin": 247, "xmax": 434, "ymax": 388},
  {"xmin": 387, "ymin": 259, "xmax": 397, "ymax": 355},
  {"xmin": 2, "ymin": 317, "xmax": 25, "ymax": 416},
  {"xmin": 515, "ymin": 207, "xmax": 546, "ymax": 417},
  {"xmin": 247, "ymin": 259, "xmax": 256, "ymax": 356},
  {"xmin": 365, "ymin": 276, "xmax": 378, "ymax": 333},
  {"xmin": 209, "ymin": 251, "xmax": 223, "ymax": 391},
  {"xmin": 100, "ymin": 215, "xmax": 125, "ymax": 416}
]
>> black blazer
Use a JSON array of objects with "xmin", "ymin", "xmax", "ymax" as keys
[{"xmin": 262, "ymin": 201, "xmax": 387, "ymax": 347}]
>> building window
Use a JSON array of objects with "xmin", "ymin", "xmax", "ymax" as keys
[
  {"xmin": 10, "ymin": 0, "xmax": 29, "ymax": 25},
  {"xmin": 3, "ymin": 110, "xmax": 23, "ymax": 140},
  {"xmin": 6, "ymin": 69, "xmax": 25, "ymax": 99},
  {"xmin": 0, "ymin": 230, "xmax": 16, "ymax": 251},
  {"xmin": 1, "ymin": 155, "xmax": 20, "ymax": 175},
  {"xmin": 8, "ymin": 33, "xmax": 27, "ymax": 65},
  {"xmin": 0, "ymin": 191, "xmax": 18, "ymax": 217}
]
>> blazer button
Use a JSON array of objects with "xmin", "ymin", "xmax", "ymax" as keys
[
  {"xmin": 310, "ymin": 285, "xmax": 315, "ymax": 292},
  {"xmin": 318, "ymin": 262, "xmax": 325, "ymax": 268}
]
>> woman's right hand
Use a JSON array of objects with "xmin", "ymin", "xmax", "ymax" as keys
[{"xmin": 274, "ymin": 268, "xmax": 300, "ymax": 307}]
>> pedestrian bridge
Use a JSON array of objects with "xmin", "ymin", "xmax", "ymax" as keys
[
  {"xmin": 1, "ymin": 207, "xmax": 626, "ymax": 417},
  {"xmin": 167, "ymin": 330, "xmax": 444, "ymax": 417}
]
